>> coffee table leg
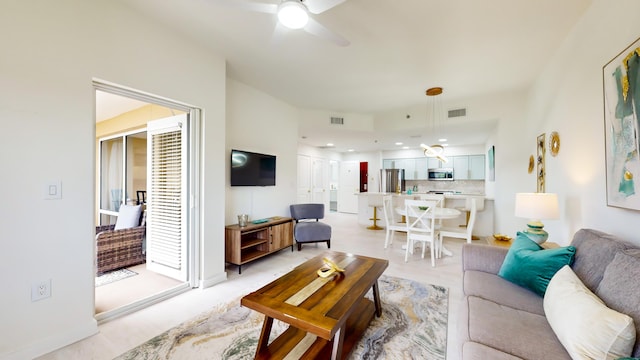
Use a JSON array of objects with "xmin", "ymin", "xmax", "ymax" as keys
[
  {"xmin": 255, "ymin": 315, "xmax": 274, "ymax": 356},
  {"xmin": 373, "ymin": 281, "xmax": 382, "ymax": 317},
  {"xmin": 331, "ymin": 325, "xmax": 346, "ymax": 360}
]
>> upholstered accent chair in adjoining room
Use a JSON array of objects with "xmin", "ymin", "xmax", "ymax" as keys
[
  {"xmin": 95, "ymin": 204, "xmax": 146, "ymax": 275},
  {"xmin": 289, "ymin": 203, "xmax": 332, "ymax": 251}
]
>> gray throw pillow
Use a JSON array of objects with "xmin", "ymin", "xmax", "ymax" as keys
[{"xmin": 596, "ymin": 251, "xmax": 640, "ymax": 357}]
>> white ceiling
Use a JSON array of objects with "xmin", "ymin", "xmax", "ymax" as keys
[{"xmin": 111, "ymin": 0, "xmax": 591, "ymax": 153}]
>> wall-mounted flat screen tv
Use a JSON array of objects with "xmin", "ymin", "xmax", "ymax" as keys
[{"xmin": 230, "ymin": 149, "xmax": 276, "ymax": 186}]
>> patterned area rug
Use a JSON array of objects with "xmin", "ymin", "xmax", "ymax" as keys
[
  {"xmin": 95, "ymin": 268, "xmax": 138, "ymax": 287},
  {"xmin": 116, "ymin": 275, "xmax": 448, "ymax": 359}
]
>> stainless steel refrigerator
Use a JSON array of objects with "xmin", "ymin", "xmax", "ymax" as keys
[{"xmin": 380, "ymin": 169, "xmax": 405, "ymax": 193}]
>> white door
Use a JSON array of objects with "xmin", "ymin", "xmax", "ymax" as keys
[
  {"xmin": 146, "ymin": 114, "xmax": 188, "ymax": 281},
  {"xmin": 338, "ymin": 161, "xmax": 359, "ymax": 213},
  {"xmin": 297, "ymin": 155, "xmax": 312, "ymax": 203},
  {"xmin": 312, "ymin": 158, "xmax": 328, "ymax": 206}
]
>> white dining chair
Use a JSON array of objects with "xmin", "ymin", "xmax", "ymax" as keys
[
  {"xmin": 418, "ymin": 194, "xmax": 445, "ymax": 228},
  {"xmin": 382, "ymin": 195, "xmax": 406, "ymax": 248},
  {"xmin": 404, "ymin": 199, "xmax": 439, "ymax": 266},
  {"xmin": 439, "ymin": 198, "xmax": 477, "ymax": 255}
]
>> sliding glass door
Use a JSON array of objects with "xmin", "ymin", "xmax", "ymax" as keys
[{"xmin": 98, "ymin": 131, "xmax": 147, "ymax": 225}]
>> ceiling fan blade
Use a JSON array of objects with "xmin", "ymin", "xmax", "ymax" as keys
[
  {"xmin": 209, "ymin": 0, "xmax": 277, "ymax": 14},
  {"xmin": 304, "ymin": 0, "xmax": 348, "ymax": 14},
  {"xmin": 269, "ymin": 22, "xmax": 288, "ymax": 46},
  {"xmin": 304, "ymin": 17, "xmax": 349, "ymax": 46}
]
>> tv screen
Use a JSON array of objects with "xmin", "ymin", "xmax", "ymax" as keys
[{"xmin": 230, "ymin": 149, "xmax": 276, "ymax": 186}]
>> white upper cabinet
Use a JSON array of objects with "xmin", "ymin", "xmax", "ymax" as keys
[
  {"xmin": 382, "ymin": 155, "xmax": 484, "ymax": 180},
  {"xmin": 453, "ymin": 156, "xmax": 470, "ymax": 180},
  {"xmin": 469, "ymin": 155, "xmax": 485, "ymax": 180}
]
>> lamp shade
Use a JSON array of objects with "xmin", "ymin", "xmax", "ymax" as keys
[
  {"xmin": 514, "ymin": 193, "xmax": 559, "ymax": 244},
  {"xmin": 515, "ymin": 193, "xmax": 559, "ymax": 220}
]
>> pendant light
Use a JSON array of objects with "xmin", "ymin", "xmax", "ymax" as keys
[{"xmin": 423, "ymin": 87, "xmax": 448, "ymax": 163}]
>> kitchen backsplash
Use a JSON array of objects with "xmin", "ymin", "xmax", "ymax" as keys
[{"xmin": 406, "ymin": 180, "xmax": 485, "ymax": 195}]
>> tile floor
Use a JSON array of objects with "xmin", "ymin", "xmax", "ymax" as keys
[{"xmin": 39, "ymin": 211, "xmax": 468, "ymax": 359}]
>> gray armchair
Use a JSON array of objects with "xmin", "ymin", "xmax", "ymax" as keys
[{"xmin": 289, "ymin": 203, "xmax": 331, "ymax": 251}]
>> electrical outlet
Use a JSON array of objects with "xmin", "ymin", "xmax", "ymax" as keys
[{"xmin": 31, "ymin": 279, "xmax": 51, "ymax": 302}]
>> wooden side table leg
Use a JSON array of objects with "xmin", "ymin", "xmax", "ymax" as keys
[
  {"xmin": 372, "ymin": 281, "xmax": 382, "ymax": 317},
  {"xmin": 330, "ymin": 325, "xmax": 346, "ymax": 360},
  {"xmin": 255, "ymin": 315, "xmax": 274, "ymax": 356}
]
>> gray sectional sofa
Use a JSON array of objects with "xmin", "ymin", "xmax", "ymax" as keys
[{"xmin": 459, "ymin": 228, "xmax": 640, "ymax": 359}]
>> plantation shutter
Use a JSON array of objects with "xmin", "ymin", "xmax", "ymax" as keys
[{"xmin": 146, "ymin": 114, "xmax": 188, "ymax": 281}]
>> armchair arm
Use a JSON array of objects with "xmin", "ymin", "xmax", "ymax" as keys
[
  {"xmin": 95, "ymin": 225, "xmax": 146, "ymax": 274},
  {"xmin": 461, "ymin": 243, "xmax": 508, "ymax": 275}
]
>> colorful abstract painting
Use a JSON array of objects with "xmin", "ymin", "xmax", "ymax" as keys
[{"xmin": 603, "ymin": 37, "xmax": 640, "ymax": 210}]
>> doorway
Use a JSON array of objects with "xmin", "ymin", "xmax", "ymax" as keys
[{"xmin": 94, "ymin": 82, "xmax": 201, "ymax": 322}]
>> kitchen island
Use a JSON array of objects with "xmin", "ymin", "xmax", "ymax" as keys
[{"xmin": 356, "ymin": 192, "xmax": 494, "ymax": 238}]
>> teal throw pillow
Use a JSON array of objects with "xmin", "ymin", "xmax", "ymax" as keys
[{"xmin": 498, "ymin": 232, "xmax": 576, "ymax": 296}]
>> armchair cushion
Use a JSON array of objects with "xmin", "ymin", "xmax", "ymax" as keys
[
  {"xmin": 294, "ymin": 222, "xmax": 331, "ymax": 242},
  {"xmin": 114, "ymin": 204, "xmax": 142, "ymax": 230}
]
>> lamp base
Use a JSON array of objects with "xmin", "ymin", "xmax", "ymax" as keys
[{"xmin": 522, "ymin": 224, "xmax": 548, "ymax": 244}]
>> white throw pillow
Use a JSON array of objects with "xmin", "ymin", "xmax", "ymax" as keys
[
  {"xmin": 114, "ymin": 204, "xmax": 142, "ymax": 230},
  {"xmin": 544, "ymin": 265, "xmax": 636, "ymax": 360}
]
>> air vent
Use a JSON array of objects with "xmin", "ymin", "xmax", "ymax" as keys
[
  {"xmin": 448, "ymin": 108, "xmax": 467, "ymax": 118},
  {"xmin": 330, "ymin": 117, "xmax": 344, "ymax": 125}
]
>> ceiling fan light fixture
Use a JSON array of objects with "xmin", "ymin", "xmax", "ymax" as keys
[{"xmin": 277, "ymin": 1, "xmax": 309, "ymax": 29}]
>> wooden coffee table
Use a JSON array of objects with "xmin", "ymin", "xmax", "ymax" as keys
[{"xmin": 241, "ymin": 251, "xmax": 389, "ymax": 359}]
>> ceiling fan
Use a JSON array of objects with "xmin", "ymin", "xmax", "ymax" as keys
[{"xmin": 212, "ymin": 0, "xmax": 350, "ymax": 46}]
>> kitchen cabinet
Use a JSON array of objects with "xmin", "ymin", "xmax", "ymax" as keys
[
  {"xmin": 427, "ymin": 158, "xmax": 442, "ymax": 169},
  {"xmin": 469, "ymin": 155, "xmax": 485, "ymax": 180},
  {"xmin": 414, "ymin": 158, "xmax": 428, "ymax": 179},
  {"xmin": 452, "ymin": 156, "xmax": 470, "ymax": 180},
  {"xmin": 451, "ymin": 155, "xmax": 485, "ymax": 180},
  {"xmin": 382, "ymin": 155, "xmax": 484, "ymax": 180}
]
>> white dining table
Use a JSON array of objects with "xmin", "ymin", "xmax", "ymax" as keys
[{"xmin": 396, "ymin": 206, "xmax": 462, "ymax": 257}]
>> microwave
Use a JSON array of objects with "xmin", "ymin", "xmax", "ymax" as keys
[{"xmin": 428, "ymin": 168, "xmax": 454, "ymax": 181}]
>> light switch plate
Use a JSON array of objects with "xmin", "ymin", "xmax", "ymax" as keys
[{"xmin": 43, "ymin": 180, "xmax": 62, "ymax": 200}]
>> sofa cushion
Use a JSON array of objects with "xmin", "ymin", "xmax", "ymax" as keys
[
  {"xmin": 498, "ymin": 233, "xmax": 576, "ymax": 296},
  {"xmin": 596, "ymin": 251, "xmax": 640, "ymax": 357},
  {"xmin": 462, "ymin": 342, "xmax": 524, "ymax": 360},
  {"xmin": 464, "ymin": 270, "xmax": 544, "ymax": 316},
  {"xmin": 466, "ymin": 296, "xmax": 570, "ymax": 359},
  {"xmin": 545, "ymin": 265, "xmax": 635, "ymax": 359},
  {"xmin": 570, "ymin": 228, "xmax": 630, "ymax": 292},
  {"xmin": 114, "ymin": 204, "xmax": 142, "ymax": 230}
]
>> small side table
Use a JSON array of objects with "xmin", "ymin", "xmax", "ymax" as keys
[
  {"xmin": 485, "ymin": 236, "xmax": 559, "ymax": 249},
  {"xmin": 486, "ymin": 236, "xmax": 513, "ymax": 248}
]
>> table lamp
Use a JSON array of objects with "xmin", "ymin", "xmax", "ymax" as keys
[{"xmin": 514, "ymin": 193, "xmax": 559, "ymax": 244}]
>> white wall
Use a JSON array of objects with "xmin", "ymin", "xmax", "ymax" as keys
[
  {"xmin": 0, "ymin": 1, "xmax": 226, "ymax": 358},
  {"xmin": 497, "ymin": 0, "xmax": 640, "ymax": 245},
  {"xmin": 225, "ymin": 79, "xmax": 299, "ymax": 222}
]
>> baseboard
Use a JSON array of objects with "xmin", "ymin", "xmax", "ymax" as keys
[
  {"xmin": 200, "ymin": 271, "xmax": 227, "ymax": 289},
  {"xmin": 2, "ymin": 318, "xmax": 98, "ymax": 360},
  {"xmin": 95, "ymin": 283, "xmax": 191, "ymax": 324}
]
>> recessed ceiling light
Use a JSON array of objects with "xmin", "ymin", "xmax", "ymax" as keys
[
  {"xmin": 402, "ymin": 146, "xmax": 409, "ymax": 149},
  {"xmin": 348, "ymin": 149, "xmax": 354, "ymax": 152},
  {"xmin": 439, "ymin": 138, "xmax": 447, "ymax": 142},
  {"xmin": 395, "ymin": 142, "xmax": 403, "ymax": 146},
  {"xmin": 442, "ymin": 143, "xmax": 449, "ymax": 147},
  {"xmin": 326, "ymin": 143, "xmax": 334, "ymax": 147}
]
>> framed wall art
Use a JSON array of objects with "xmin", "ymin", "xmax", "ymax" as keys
[
  {"xmin": 603, "ymin": 36, "xmax": 640, "ymax": 210},
  {"xmin": 537, "ymin": 133, "xmax": 546, "ymax": 193},
  {"xmin": 488, "ymin": 145, "xmax": 495, "ymax": 181}
]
